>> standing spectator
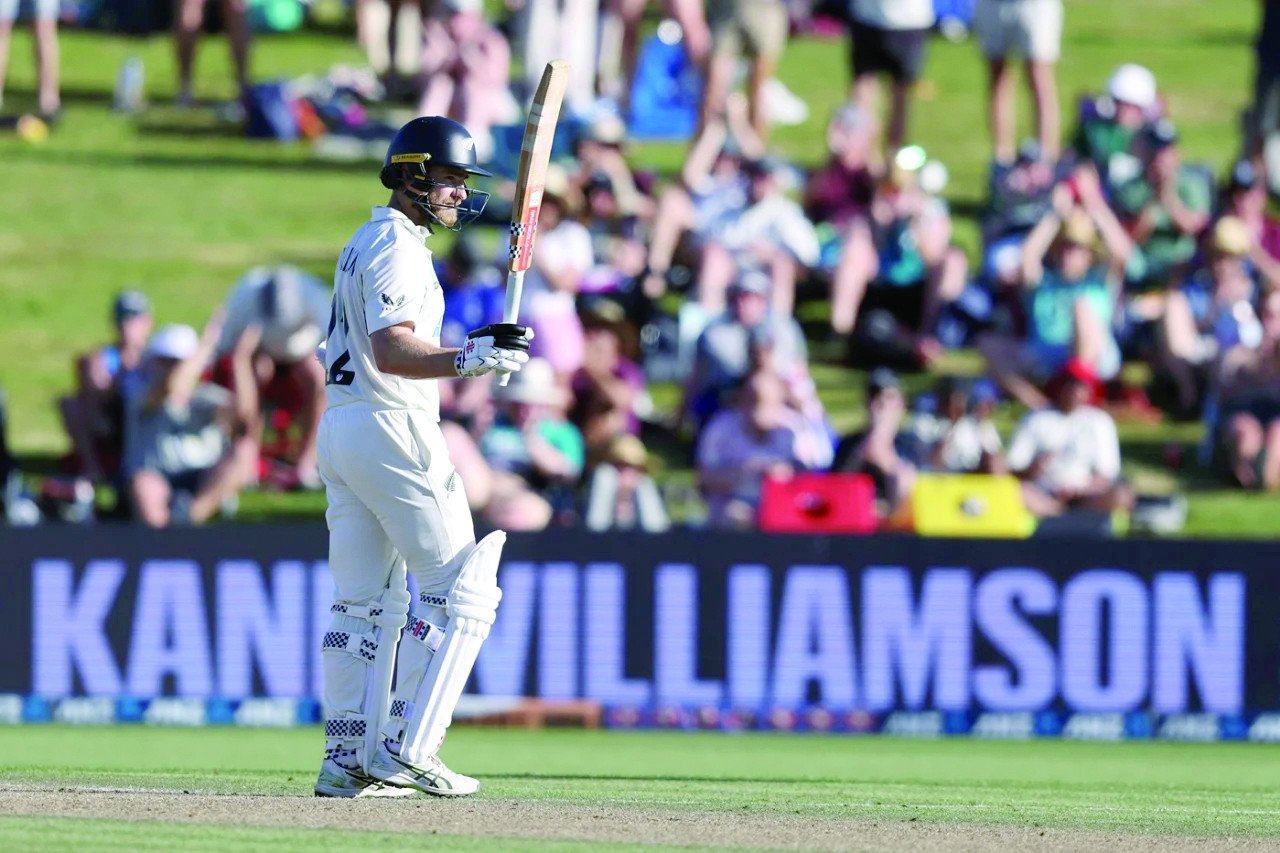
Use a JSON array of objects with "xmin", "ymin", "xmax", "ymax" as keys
[
  {"xmin": 979, "ymin": 173, "xmax": 1134, "ymax": 409},
  {"xmin": 683, "ymin": 270, "xmax": 807, "ymax": 429},
  {"xmin": 974, "ymin": 0, "xmax": 1063, "ymax": 163},
  {"xmin": 598, "ymin": 0, "xmax": 710, "ymax": 108},
  {"xmin": 510, "ymin": 0, "xmax": 597, "ymax": 114},
  {"xmin": 174, "ymin": 0, "xmax": 251, "ymax": 106},
  {"xmin": 1007, "ymin": 358, "xmax": 1133, "ymax": 518},
  {"xmin": 847, "ymin": 0, "xmax": 934, "ymax": 157},
  {"xmin": 700, "ymin": 0, "xmax": 789, "ymax": 141},
  {"xmin": 832, "ymin": 368, "xmax": 918, "ymax": 512},
  {"xmin": 0, "ymin": 0, "xmax": 59, "ymax": 118},
  {"xmin": 213, "ymin": 266, "xmax": 330, "ymax": 489},
  {"xmin": 697, "ymin": 370, "xmax": 810, "ymax": 529},
  {"xmin": 521, "ymin": 166, "xmax": 594, "ymax": 378},
  {"xmin": 125, "ymin": 319, "xmax": 257, "ymax": 527},
  {"xmin": 419, "ymin": 0, "xmax": 515, "ymax": 160},
  {"xmin": 1215, "ymin": 290, "xmax": 1280, "ymax": 489},
  {"xmin": 59, "ymin": 291, "xmax": 153, "ymax": 488}
]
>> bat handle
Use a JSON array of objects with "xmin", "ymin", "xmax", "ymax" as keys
[{"xmin": 498, "ymin": 269, "xmax": 526, "ymax": 387}]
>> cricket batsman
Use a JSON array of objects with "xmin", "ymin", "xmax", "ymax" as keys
[{"xmin": 313, "ymin": 116, "xmax": 532, "ymax": 798}]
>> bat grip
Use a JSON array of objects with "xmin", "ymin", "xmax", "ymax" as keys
[{"xmin": 498, "ymin": 270, "xmax": 526, "ymax": 387}]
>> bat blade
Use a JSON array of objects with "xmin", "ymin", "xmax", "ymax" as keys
[{"xmin": 506, "ymin": 59, "xmax": 570, "ymax": 285}]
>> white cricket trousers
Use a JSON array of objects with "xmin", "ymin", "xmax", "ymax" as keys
[{"xmin": 317, "ymin": 403, "xmax": 475, "ymax": 730}]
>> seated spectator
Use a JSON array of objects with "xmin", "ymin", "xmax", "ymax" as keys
[
  {"xmin": 580, "ymin": 171, "xmax": 649, "ymax": 296},
  {"xmin": 1216, "ymin": 290, "xmax": 1280, "ymax": 489},
  {"xmin": 981, "ymin": 140, "xmax": 1062, "ymax": 281},
  {"xmin": 643, "ymin": 106, "xmax": 760, "ymax": 300},
  {"xmin": 748, "ymin": 327, "xmax": 834, "ymax": 469},
  {"xmin": 1110, "ymin": 120, "xmax": 1212, "ymax": 294},
  {"xmin": 213, "ymin": 265, "xmax": 330, "ymax": 489},
  {"xmin": 480, "ymin": 357, "xmax": 585, "ymax": 525},
  {"xmin": 584, "ymin": 434, "xmax": 670, "ymax": 532},
  {"xmin": 571, "ymin": 114, "xmax": 651, "ymax": 223},
  {"xmin": 1157, "ymin": 216, "xmax": 1261, "ymax": 418},
  {"xmin": 1072, "ymin": 64, "xmax": 1161, "ymax": 197},
  {"xmin": 838, "ymin": 146, "xmax": 968, "ymax": 361},
  {"xmin": 418, "ymin": 0, "xmax": 515, "ymax": 160},
  {"xmin": 1217, "ymin": 159, "xmax": 1280, "ymax": 290},
  {"xmin": 696, "ymin": 370, "xmax": 812, "ymax": 529},
  {"xmin": 979, "ymin": 173, "xmax": 1134, "ymax": 409},
  {"xmin": 522, "ymin": 166, "xmax": 594, "ymax": 378},
  {"xmin": 911, "ymin": 376, "xmax": 1005, "ymax": 474},
  {"xmin": 831, "ymin": 368, "xmax": 918, "ymax": 512},
  {"xmin": 570, "ymin": 299, "xmax": 646, "ymax": 458},
  {"xmin": 683, "ymin": 270, "xmax": 807, "ymax": 429},
  {"xmin": 694, "ymin": 155, "xmax": 820, "ymax": 316},
  {"xmin": 438, "ymin": 238, "xmax": 504, "ymax": 348},
  {"xmin": 59, "ymin": 290, "xmax": 153, "ymax": 487},
  {"xmin": 125, "ymin": 320, "xmax": 257, "ymax": 528},
  {"xmin": 1006, "ymin": 358, "xmax": 1133, "ymax": 518}
]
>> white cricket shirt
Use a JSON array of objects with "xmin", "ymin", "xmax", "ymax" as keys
[{"xmin": 323, "ymin": 206, "xmax": 445, "ymax": 419}]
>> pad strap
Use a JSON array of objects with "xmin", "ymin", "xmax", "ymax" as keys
[
  {"xmin": 324, "ymin": 716, "xmax": 369, "ymax": 742},
  {"xmin": 321, "ymin": 630, "xmax": 378, "ymax": 662}
]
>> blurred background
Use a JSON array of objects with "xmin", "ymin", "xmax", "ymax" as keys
[{"xmin": 0, "ymin": 0, "xmax": 1277, "ymax": 540}]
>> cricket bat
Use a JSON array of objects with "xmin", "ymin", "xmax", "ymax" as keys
[{"xmin": 499, "ymin": 59, "xmax": 570, "ymax": 386}]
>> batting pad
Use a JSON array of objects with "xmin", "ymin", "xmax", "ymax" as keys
[{"xmin": 401, "ymin": 531, "xmax": 506, "ymax": 765}]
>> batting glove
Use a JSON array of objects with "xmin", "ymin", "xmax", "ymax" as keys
[{"xmin": 455, "ymin": 323, "xmax": 534, "ymax": 378}]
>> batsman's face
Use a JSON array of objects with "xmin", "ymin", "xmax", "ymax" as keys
[{"xmin": 414, "ymin": 165, "xmax": 470, "ymax": 228}]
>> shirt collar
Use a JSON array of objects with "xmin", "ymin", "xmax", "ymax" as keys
[{"xmin": 372, "ymin": 205, "xmax": 432, "ymax": 242}]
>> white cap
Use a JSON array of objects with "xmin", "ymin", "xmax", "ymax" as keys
[
  {"xmin": 147, "ymin": 324, "xmax": 199, "ymax": 361},
  {"xmin": 1107, "ymin": 64, "xmax": 1157, "ymax": 110}
]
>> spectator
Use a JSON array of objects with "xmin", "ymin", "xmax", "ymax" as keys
[
  {"xmin": 419, "ymin": 0, "xmax": 515, "ymax": 160},
  {"xmin": 1216, "ymin": 290, "xmax": 1280, "ymax": 489},
  {"xmin": 174, "ymin": 0, "xmax": 251, "ymax": 106},
  {"xmin": 974, "ymin": 0, "xmax": 1063, "ymax": 163},
  {"xmin": 837, "ymin": 146, "xmax": 968, "ymax": 359},
  {"xmin": 214, "ymin": 266, "xmax": 330, "ymax": 489},
  {"xmin": 0, "ymin": 0, "xmax": 59, "ymax": 118},
  {"xmin": 1072, "ymin": 64, "xmax": 1160, "ymax": 196},
  {"xmin": 700, "ymin": 0, "xmax": 790, "ymax": 141},
  {"xmin": 125, "ymin": 319, "xmax": 257, "ymax": 527},
  {"xmin": 1217, "ymin": 159, "xmax": 1280, "ymax": 290},
  {"xmin": 570, "ymin": 299, "xmax": 646, "ymax": 458},
  {"xmin": 911, "ymin": 376, "xmax": 1005, "ymax": 474},
  {"xmin": 805, "ymin": 104, "xmax": 878, "ymax": 309},
  {"xmin": 584, "ymin": 433, "xmax": 670, "ymax": 532},
  {"xmin": 696, "ymin": 370, "xmax": 810, "ymax": 529},
  {"xmin": 683, "ymin": 270, "xmax": 807, "ymax": 429},
  {"xmin": 981, "ymin": 140, "xmax": 1062, "ymax": 274},
  {"xmin": 831, "ymin": 368, "xmax": 918, "ymax": 512},
  {"xmin": 694, "ymin": 155, "xmax": 820, "ymax": 315},
  {"xmin": 510, "ymin": 0, "xmax": 598, "ymax": 115},
  {"xmin": 438, "ymin": 237, "xmax": 505, "ymax": 349},
  {"xmin": 1111, "ymin": 120, "xmax": 1213, "ymax": 294},
  {"xmin": 572, "ymin": 114, "xmax": 650, "ymax": 223},
  {"xmin": 598, "ymin": 0, "xmax": 710, "ymax": 109},
  {"xmin": 59, "ymin": 290, "xmax": 153, "ymax": 488},
  {"xmin": 1157, "ymin": 216, "xmax": 1261, "ymax": 418},
  {"xmin": 1006, "ymin": 358, "xmax": 1133, "ymax": 518},
  {"xmin": 847, "ymin": 0, "xmax": 934, "ymax": 156},
  {"xmin": 522, "ymin": 165, "xmax": 594, "ymax": 377},
  {"xmin": 979, "ymin": 173, "xmax": 1134, "ymax": 409},
  {"xmin": 580, "ymin": 170, "xmax": 649, "ymax": 294},
  {"xmin": 480, "ymin": 356, "xmax": 585, "ymax": 520}
]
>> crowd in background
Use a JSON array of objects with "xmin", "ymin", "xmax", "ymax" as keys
[{"xmin": 5, "ymin": 0, "xmax": 1280, "ymax": 534}]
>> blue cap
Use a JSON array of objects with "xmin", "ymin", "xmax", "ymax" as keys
[{"xmin": 113, "ymin": 289, "xmax": 151, "ymax": 322}]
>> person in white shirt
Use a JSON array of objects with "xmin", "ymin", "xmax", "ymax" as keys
[
  {"xmin": 313, "ymin": 116, "xmax": 532, "ymax": 800},
  {"xmin": 1006, "ymin": 358, "xmax": 1133, "ymax": 517}
]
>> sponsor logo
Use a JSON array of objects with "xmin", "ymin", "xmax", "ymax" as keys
[
  {"xmin": 0, "ymin": 694, "xmax": 22, "ymax": 725},
  {"xmin": 971, "ymin": 712, "xmax": 1035, "ymax": 739},
  {"xmin": 1061, "ymin": 713, "xmax": 1126, "ymax": 741},
  {"xmin": 1157, "ymin": 713, "xmax": 1221, "ymax": 742},
  {"xmin": 53, "ymin": 697, "xmax": 116, "ymax": 725},
  {"xmin": 1247, "ymin": 713, "xmax": 1280, "ymax": 742},
  {"xmin": 882, "ymin": 711, "xmax": 943, "ymax": 737},
  {"xmin": 144, "ymin": 698, "xmax": 207, "ymax": 727},
  {"xmin": 235, "ymin": 698, "xmax": 298, "ymax": 728}
]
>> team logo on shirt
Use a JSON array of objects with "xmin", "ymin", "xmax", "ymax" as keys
[{"xmin": 379, "ymin": 293, "xmax": 406, "ymax": 310}]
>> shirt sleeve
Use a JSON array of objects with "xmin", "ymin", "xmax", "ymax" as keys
[
  {"xmin": 362, "ymin": 235, "xmax": 426, "ymax": 335},
  {"xmin": 216, "ymin": 281, "xmax": 256, "ymax": 356}
]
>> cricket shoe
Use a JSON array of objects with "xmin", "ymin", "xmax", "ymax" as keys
[
  {"xmin": 369, "ymin": 740, "xmax": 481, "ymax": 797},
  {"xmin": 314, "ymin": 748, "xmax": 417, "ymax": 798}
]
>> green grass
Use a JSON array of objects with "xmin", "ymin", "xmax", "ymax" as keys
[
  {"xmin": 0, "ymin": 725, "xmax": 1278, "ymax": 849},
  {"xmin": 1, "ymin": 1, "xmax": 1277, "ymax": 534}
]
